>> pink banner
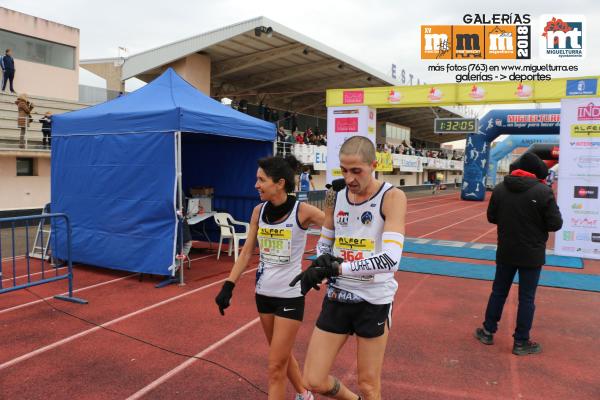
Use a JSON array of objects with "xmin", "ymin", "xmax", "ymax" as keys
[
  {"xmin": 335, "ymin": 117, "xmax": 359, "ymax": 132},
  {"xmin": 343, "ymin": 91, "xmax": 364, "ymax": 104}
]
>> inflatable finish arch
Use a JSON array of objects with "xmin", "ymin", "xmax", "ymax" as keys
[
  {"xmin": 461, "ymin": 109, "xmax": 560, "ymax": 201},
  {"xmin": 487, "ymin": 134, "xmax": 559, "ymax": 186}
]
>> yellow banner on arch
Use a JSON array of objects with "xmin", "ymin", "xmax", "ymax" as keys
[{"xmin": 326, "ymin": 77, "xmax": 600, "ymax": 108}]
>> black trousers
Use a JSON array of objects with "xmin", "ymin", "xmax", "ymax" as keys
[
  {"xmin": 483, "ymin": 264, "xmax": 542, "ymax": 341},
  {"xmin": 2, "ymin": 70, "xmax": 15, "ymax": 91},
  {"xmin": 42, "ymin": 130, "xmax": 51, "ymax": 147}
]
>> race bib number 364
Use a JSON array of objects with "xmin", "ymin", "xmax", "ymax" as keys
[{"xmin": 335, "ymin": 237, "xmax": 374, "ymax": 262}]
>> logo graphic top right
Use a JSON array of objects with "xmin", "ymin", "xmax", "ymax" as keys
[{"xmin": 540, "ymin": 14, "xmax": 585, "ymax": 59}]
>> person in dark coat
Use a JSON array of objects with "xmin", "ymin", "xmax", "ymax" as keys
[
  {"xmin": 475, "ymin": 152, "xmax": 563, "ymax": 355},
  {"xmin": 39, "ymin": 112, "xmax": 52, "ymax": 148},
  {"xmin": 1, "ymin": 48, "xmax": 16, "ymax": 93}
]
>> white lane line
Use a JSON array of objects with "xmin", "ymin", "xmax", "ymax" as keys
[
  {"xmin": 417, "ymin": 211, "xmax": 487, "ymax": 238},
  {"xmin": 126, "ymin": 318, "xmax": 261, "ymax": 400}
]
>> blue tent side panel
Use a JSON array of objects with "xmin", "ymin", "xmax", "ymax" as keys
[
  {"xmin": 51, "ymin": 132, "xmax": 177, "ymax": 275},
  {"xmin": 182, "ymin": 134, "xmax": 272, "ymax": 224}
]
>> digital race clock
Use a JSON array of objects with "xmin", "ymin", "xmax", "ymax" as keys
[{"xmin": 434, "ymin": 118, "xmax": 479, "ymax": 134}]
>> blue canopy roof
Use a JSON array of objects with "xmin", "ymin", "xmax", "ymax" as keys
[{"xmin": 53, "ymin": 68, "xmax": 275, "ymax": 140}]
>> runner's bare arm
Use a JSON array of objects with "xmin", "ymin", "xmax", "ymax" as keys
[
  {"xmin": 382, "ymin": 188, "xmax": 407, "ymax": 235},
  {"xmin": 323, "ymin": 188, "xmax": 336, "ymax": 230},
  {"xmin": 314, "ymin": 188, "xmax": 336, "ymax": 256},
  {"xmin": 226, "ymin": 204, "xmax": 260, "ymax": 283},
  {"xmin": 298, "ymin": 202, "xmax": 325, "ymax": 230}
]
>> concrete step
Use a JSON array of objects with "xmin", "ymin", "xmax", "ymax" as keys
[
  {"xmin": 0, "ymin": 101, "xmax": 84, "ymax": 115},
  {"xmin": 0, "ymin": 140, "xmax": 50, "ymax": 151},
  {"xmin": 0, "ymin": 123, "xmax": 44, "ymax": 133},
  {"xmin": 0, "ymin": 127, "xmax": 44, "ymax": 140}
]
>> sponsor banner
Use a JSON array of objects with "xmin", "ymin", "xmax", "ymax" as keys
[
  {"xmin": 376, "ymin": 152, "xmax": 393, "ymax": 172},
  {"xmin": 326, "ymin": 78, "xmax": 599, "ymax": 108},
  {"xmin": 556, "ymin": 97, "xmax": 600, "ymax": 259},
  {"xmin": 567, "ymin": 79, "xmax": 597, "ymax": 96},
  {"xmin": 326, "ymin": 106, "xmax": 376, "ymax": 182},
  {"xmin": 313, "ymin": 146, "xmax": 327, "ymax": 171},
  {"xmin": 421, "ymin": 24, "xmax": 531, "ymax": 60},
  {"xmin": 395, "ymin": 155, "xmax": 423, "ymax": 172},
  {"xmin": 539, "ymin": 15, "xmax": 585, "ymax": 59}
]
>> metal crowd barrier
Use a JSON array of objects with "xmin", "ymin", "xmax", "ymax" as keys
[
  {"xmin": 0, "ymin": 212, "xmax": 87, "ymax": 304},
  {"xmin": 296, "ymin": 190, "xmax": 327, "ymax": 210}
]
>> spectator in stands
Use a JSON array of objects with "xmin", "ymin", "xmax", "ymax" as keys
[
  {"xmin": 238, "ymin": 99, "xmax": 248, "ymax": 114},
  {"xmin": 320, "ymin": 135, "xmax": 327, "ymax": 146},
  {"xmin": 39, "ymin": 112, "xmax": 52, "ymax": 148},
  {"xmin": 283, "ymin": 130, "xmax": 295, "ymax": 154},
  {"xmin": 295, "ymin": 131, "xmax": 304, "ymax": 144},
  {"xmin": 1, "ymin": 48, "xmax": 16, "ymax": 93},
  {"xmin": 304, "ymin": 128, "xmax": 313, "ymax": 144},
  {"xmin": 230, "ymin": 97, "xmax": 239, "ymax": 111},
  {"xmin": 298, "ymin": 165, "xmax": 315, "ymax": 191},
  {"xmin": 291, "ymin": 112, "xmax": 299, "ymax": 131},
  {"xmin": 15, "ymin": 94, "xmax": 33, "ymax": 148},
  {"xmin": 285, "ymin": 130, "xmax": 296, "ymax": 144},
  {"xmin": 277, "ymin": 126, "xmax": 286, "ymax": 142}
]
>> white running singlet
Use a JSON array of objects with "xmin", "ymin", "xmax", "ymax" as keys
[
  {"xmin": 256, "ymin": 201, "xmax": 308, "ymax": 298},
  {"xmin": 331, "ymin": 182, "xmax": 398, "ymax": 304}
]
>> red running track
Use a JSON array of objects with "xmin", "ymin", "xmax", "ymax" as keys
[{"xmin": 1, "ymin": 190, "xmax": 599, "ymax": 399}]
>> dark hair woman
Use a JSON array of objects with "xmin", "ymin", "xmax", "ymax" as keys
[{"xmin": 215, "ymin": 155, "xmax": 324, "ymax": 400}]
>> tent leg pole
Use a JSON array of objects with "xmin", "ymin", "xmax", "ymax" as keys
[{"xmin": 175, "ymin": 130, "xmax": 185, "ymax": 286}]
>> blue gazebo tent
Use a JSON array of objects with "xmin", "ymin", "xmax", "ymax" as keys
[{"xmin": 51, "ymin": 68, "xmax": 275, "ymax": 275}]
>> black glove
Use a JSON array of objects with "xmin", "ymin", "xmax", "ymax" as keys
[
  {"xmin": 289, "ymin": 254, "xmax": 343, "ymax": 295},
  {"xmin": 215, "ymin": 280, "xmax": 235, "ymax": 316}
]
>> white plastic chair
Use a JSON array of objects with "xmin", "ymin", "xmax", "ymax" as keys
[{"xmin": 213, "ymin": 213, "xmax": 249, "ymax": 261}]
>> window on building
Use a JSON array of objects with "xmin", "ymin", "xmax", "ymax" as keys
[
  {"xmin": 16, "ymin": 158, "xmax": 35, "ymax": 176},
  {"xmin": 0, "ymin": 29, "xmax": 75, "ymax": 70}
]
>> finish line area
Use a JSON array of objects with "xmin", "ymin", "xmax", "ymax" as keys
[{"xmin": 1, "ymin": 190, "xmax": 599, "ymax": 399}]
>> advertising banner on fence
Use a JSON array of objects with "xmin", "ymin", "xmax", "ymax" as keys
[
  {"xmin": 376, "ymin": 152, "xmax": 393, "ymax": 172},
  {"xmin": 555, "ymin": 98, "xmax": 600, "ymax": 260},
  {"xmin": 395, "ymin": 154, "xmax": 423, "ymax": 172},
  {"xmin": 313, "ymin": 146, "xmax": 327, "ymax": 171}
]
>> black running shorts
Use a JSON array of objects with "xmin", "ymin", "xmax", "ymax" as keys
[
  {"xmin": 255, "ymin": 293, "xmax": 305, "ymax": 321},
  {"xmin": 316, "ymin": 296, "xmax": 392, "ymax": 338}
]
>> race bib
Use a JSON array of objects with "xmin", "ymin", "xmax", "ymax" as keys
[
  {"xmin": 334, "ymin": 236, "xmax": 375, "ymax": 281},
  {"xmin": 335, "ymin": 236, "xmax": 375, "ymax": 262},
  {"xmin": 258, "ymin": 228, "xmax": 292, "ymax": 265}
]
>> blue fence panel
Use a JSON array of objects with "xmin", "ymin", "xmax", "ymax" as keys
[{"xmin": 0, "ymin": 212, "xmax": 87, "ymax": 304}]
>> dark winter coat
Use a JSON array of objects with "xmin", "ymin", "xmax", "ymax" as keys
[{"xmin": 487, "ymin": 174, "xmax": 563, "ymax": 267}]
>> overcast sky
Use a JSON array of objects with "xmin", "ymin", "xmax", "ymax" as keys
[
  {"xmin": 3, "ymin": 0, "xmax": 597, "ymax": 85},
  {"xmin": 2, "ymin": 1, "xmax": 597, "ymax": 146}
]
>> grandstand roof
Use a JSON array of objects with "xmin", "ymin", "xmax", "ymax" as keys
[{"xmin": 85, "ymin": 16, "xmax": 468, "ymax": 143}]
